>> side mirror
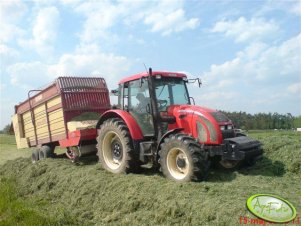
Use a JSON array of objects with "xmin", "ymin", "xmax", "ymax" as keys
[
  {"xmin": 187, "ymin": 78, "xmax": 202, "ymax": 87},
  {"xmin": 110, "ymin": 89, "xmax": 119, "ymax": 96}
]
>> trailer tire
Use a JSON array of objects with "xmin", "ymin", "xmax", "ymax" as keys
[
  {"xmin": 31, "ymin": 149, "xmax": 40, "ymax": 163},
  {"xmin": 158, "ymin": 133, "xmax": 210, "ymax": 182},
  {"xmin": 39, "ymin": 145, "xmax": 54, "ymax": 160},
  {"xmin": 97, "ymin": 118, "xmax": 140, "ymax": 174}
]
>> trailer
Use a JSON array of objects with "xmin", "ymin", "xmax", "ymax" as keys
[{"xmin": 12, "ymin": 77, "xmax": 110, "ymax": 162}]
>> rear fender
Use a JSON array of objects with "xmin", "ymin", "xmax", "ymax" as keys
[{"xmin": 96, "ymin": 110, "xmax": 144, "ymax": 140}]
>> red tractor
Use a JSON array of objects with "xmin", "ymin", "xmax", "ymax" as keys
[{"xmin": 96, "ymin": 68, "xmax": 263, "ymax": 182}]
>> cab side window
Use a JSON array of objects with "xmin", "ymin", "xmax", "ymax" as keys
[{"xmin": 128, "ymin": 79, "xmax": 154, "ymax": 136}]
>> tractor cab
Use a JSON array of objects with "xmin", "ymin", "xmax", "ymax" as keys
[{"xmin": 116, "ymin": 69, "xmax": 190, "ymax": 138}]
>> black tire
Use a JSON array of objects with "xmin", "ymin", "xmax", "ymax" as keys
[
  {"xmin": 158, "ymin": 133, "xmax": 210, "ymax": 182},
  {"xmin": 39, "ymin": 145, "xmax": 55, "ymax": 160},
  {"xmin": 31, "ymin": 149, "xmax": 40, "ymax": 163},
  {"xmin": 97, "ymin": 118, "xmax": 140, "ymax": 174}
]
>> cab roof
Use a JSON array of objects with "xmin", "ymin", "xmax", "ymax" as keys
[{"xmin": 118, "ymin": 71, "xmax": 187, "ymax": 84}]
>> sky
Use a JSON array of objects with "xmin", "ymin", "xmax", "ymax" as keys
[{"xmin": 0, "ymin": 0, "xmax": 301, "ymax": 129}]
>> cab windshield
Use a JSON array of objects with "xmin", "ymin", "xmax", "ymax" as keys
[{"xmin": 154, "ymin": 77, "xmax": 190, "ymax": 111}]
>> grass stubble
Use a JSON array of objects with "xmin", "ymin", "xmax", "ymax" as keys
[{"xmin": 0, "ymin": 131, "xmax": 300, "ymax": 225}]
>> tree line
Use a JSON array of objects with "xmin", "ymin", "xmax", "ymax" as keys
[{"xmin": 221, "ymin": 111, "xmax": 301, "ymax": 130}]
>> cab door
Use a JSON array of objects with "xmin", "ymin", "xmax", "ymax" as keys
[{"xmin": 124, "ymin": 79, "xmax": 154, "ymax": 136}]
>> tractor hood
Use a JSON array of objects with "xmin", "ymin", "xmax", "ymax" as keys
[
  {"xmin": 167, "ymin": 105, "xmax": 234, "ymax": 144},
  {"xmin": 168, "ymin": 105, "xmax": 232, "ymax": 124}
]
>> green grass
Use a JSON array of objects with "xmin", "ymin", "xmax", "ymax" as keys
[
  {"xmin": 0, "ymin": 135, "xmax": 31, "ymax": 165},
  {"xmin": 0, "ymin": 131, "xmax": 300, "ymax": 225},
  {"xmin": 0, "ymin": 178, "xmax": 78, "ymax": 226}
]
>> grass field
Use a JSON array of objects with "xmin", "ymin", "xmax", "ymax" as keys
[{"xmin": 0, "ymin": 131, "xmax": 300, "ymax": 225}]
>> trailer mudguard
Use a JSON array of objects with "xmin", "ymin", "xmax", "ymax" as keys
[{"xmin": 96, "ymin": 110, "xmax": 144, "ymax": 140}]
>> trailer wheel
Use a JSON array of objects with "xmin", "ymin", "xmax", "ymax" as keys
[
  {"xmin": 97, "ymin": 118, "xmax": 139, "ymax": 174},
  {"xmin": 66, "ymin": 146, "xmax": 80, "ymax": 163},
  {"xmin": 159, "ymin": 133, "xmax": 210, "ymax": 182},
  {"xmin": 39, "ymin": 145, "xmax": 54, "ymax": 160},
  {"xmin": 31, "ymin": 149, "xmax": 40, "ymax": 163}
]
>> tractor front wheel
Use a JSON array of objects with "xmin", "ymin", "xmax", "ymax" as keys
[
  {"xmin": 97, "ymin": 118, "xmax": 139, "ymax": 174},
  {"xmin": 159, "ymin": 134, "xmax": 210, "ymax": 182}
]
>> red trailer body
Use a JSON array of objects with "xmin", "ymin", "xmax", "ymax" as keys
[{"xmin": 13, "ymin": 77, "xmax": 110, "ymax": 150}]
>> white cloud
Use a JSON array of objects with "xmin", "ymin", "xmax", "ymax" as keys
[
  {"xmin": 0, "ymin": 0, "xmax": 27, "ymax": 43},
  {"xmin": 291, "ymin": 2, "xmax": 301, "ymax": 15},
  {"xmin": 48, "ymin": 47, "xmax": 131, "ymax": 88},
  {"xmin": 287, "ymin": 83, "xmax": 301, "ymax": 94},
  {"xmin": 216, "ymin": 79, "xmax": 234, "ymax": 88},
  {"xmin": 205, "ymin": 34, "xmax": 301, "ymax": 82},
  {"xmin": 7, "ymin": 61, "xmax": 50, "ymax": 89},
  {"xmin": 0, "ymin": 44, "xmax": 20, "ymax": 71},
  {"xmin": 195, "ymin": 33, "xmax": 301, "ymax": 114},
  {"xmin": 74, "ymin": 1, "xmax": 123, "ymax": 42},
  {"xmin": 242, "ymin": 42, "xmax": 268, "ymax": 59},
  {"xmin": 7, "ymin": 44, "xmax": 132, "ymax": 90},
  {"xmin": 0, "ymin": 23, "xmax": 25, "ymax": 44},
  {"xmin": 0, "ymin": 0, "xmax": 27, "ymax": 22},
  {"xmin": 256, "ymin": 34, "xmax": 301, "ymax": 79},
  {"xmin": 64, "ymin": 0, "xmax": 199, "ymax": 42},
  {"xmin": 211, "ymin": 17, "xmax": 279, "ymax": 43},
  {"xmin": 144, "ymin": 8, "xmax": 199, "ymax": 36},
  {"xmin": 18, "ymin": 6, "xmax": 60, "ymax": 56}
]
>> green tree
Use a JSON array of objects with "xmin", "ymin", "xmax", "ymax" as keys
[
  {"xmin": 294, "ymin": 116, "xmax": 301, "ymax": 128},
  {"xmin": 1, "ymin": 124, "xmax": 12, "ymax": 134}
]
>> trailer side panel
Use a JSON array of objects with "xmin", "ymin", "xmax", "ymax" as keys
[{"xmin": 13, "ymin": 76, "xmax": 110, "ymax": 149}]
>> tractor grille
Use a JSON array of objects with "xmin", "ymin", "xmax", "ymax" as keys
[{"xmin": 222, "ymin": 130, "xmax": 235, "ymax": 139}]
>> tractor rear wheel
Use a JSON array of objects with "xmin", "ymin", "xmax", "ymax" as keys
[
  {"xmin": 159, "ymin": 133, "xmax": 210, "ymax": 182},
  {"xmin": 97, "ymin": 118, "xmax": 139, "ymax": 174}
]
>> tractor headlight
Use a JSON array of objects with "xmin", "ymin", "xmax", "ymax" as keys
[
  {"xmin": 228, "ymin": 125, "xmax": 233, "ymax": 130},
  {"xmin": 220, "ymin": 125, "xmax": 226, "ymax": 131}
]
